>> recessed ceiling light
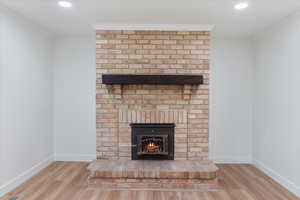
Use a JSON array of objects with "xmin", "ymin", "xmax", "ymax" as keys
[
  {"xmin": 58, "ymin": 1, "xmax": 72, "ymax": 8},
  {"xmin": 234, "ymin": 2, "xmax": 249, "ymax": 10}
]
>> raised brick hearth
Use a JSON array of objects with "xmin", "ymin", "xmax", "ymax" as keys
[
  {"xmin": 87, "ymin": 160, "xmax": 219, "ymax": 191},
  {"xmin": 96, "ymin": 30, "xmax": 210, "ymax": 160}
]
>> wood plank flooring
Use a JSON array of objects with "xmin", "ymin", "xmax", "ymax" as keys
[{"xmin": 1, "ymin": 162, "xmax": 299, "ymax": 200}]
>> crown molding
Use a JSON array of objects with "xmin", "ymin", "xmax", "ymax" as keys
[{"xmin": 93, "ymin": 24, "xmax": 215, "ymax": 31}]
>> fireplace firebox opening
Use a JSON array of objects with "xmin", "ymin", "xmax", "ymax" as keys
[{"xmin": 131, "ymin": 123, "xmax": 175, "ymax": 160}]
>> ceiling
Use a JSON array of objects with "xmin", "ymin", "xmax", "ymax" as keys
[{"xmin": 1, "ymin": 0, "xmax": 300, "ymax": 38}]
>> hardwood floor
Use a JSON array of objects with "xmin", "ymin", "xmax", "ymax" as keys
[{"xmin": 1, "ymin": 162, "xmax": 299, "ymax": 200}]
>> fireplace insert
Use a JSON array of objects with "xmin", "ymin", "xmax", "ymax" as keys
[{"xmin": 131, "ymin": 123, "xmax": 175, "ymax": 160}]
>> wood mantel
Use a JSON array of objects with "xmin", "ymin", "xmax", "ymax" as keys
[{"xmin": 102, "ymin": 74, "xmax": 203, "ymax": 85}]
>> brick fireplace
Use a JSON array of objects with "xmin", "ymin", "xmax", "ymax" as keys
[{"xmin": 96, "ymin": 30, "xmax": 210, "ymax": 160}]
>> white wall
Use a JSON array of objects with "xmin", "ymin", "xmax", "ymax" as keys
[
  {"xmin": 253, "ymin": 12, "xmax": 300, "ymax": 197},
  {"xmin": 0, "ymin": 5, "xmax": 54, "ymax": 196},
  {"xmin": 0, "ymin": 7, "xmax": 5, "ymax": 187},
  {"xmin": 210, "ymin": 38, "xmax": 254, "ymax": 163},
  {"xmin": 53, "ymin": 36, "xmax": 96, "ymax": 161}
]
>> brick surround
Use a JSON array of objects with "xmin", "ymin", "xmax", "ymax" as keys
[{"xmin": 96, "ymin": 30, "xmax": 210, "ymax": 160}]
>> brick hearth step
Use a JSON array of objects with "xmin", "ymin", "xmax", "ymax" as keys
[{"xmin": 87, "ymin": 160, "xmax": 219, "ymax": 191}]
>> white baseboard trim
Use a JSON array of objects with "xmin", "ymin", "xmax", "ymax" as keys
[
  {"xmin": 253, "ymin": 159, "xmax": 300, "ymax": 197},
  {"xmin": 54, "ymin": 154, "xmax": 96, "ymax": 162},
  {"xmin": 212, "ymin": 156, "xmax": 252, "ymax": 164},
  {"xmin": 0, "ymin": 155, "xmax": 54, "ymax": 198}
]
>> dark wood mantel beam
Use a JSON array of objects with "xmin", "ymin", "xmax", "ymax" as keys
[{"xmin": 102, "ymin": 74, "xmax": 203, "ymax": 85}]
